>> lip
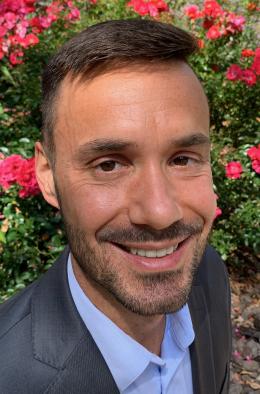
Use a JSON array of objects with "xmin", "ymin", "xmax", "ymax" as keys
[{"xmin": 109, "ymin": 236, "xmax": 192, "ymax": 273}]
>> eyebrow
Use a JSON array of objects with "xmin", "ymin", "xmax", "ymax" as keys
[
  {"xmin": 171, "ymin": 133, "xmax": 210, "ymax": 148},
  {"xmin": 74, "ymin": 133, "xmax": 210, "ymax": 162},
  {"xmin": 74, "ymin": 139, "xmax": 135, "ymax": 162}
]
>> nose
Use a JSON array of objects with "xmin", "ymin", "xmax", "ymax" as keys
[{"xmin": 128, "ymin": 164, "xmax": 183, "ymax": 230}]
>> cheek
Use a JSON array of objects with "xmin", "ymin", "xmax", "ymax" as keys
[
  {"xmin": 178, "ymin": 176, "xmax": 216, "ymax": 221},
  {"xmin": 59, "ymin": 180, "xmax": 127, "ymax": 232}
]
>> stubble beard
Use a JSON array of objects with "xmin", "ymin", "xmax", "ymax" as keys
[{"xmin": 62, "ymin": 218, "xmax": 209, "ymax": 316}]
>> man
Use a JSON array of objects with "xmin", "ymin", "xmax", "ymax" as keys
[{"xmin": 0, "ymin": 19, "xmax": 231, "ymax": 393}]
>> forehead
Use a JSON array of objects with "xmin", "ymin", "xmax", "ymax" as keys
[{"xmin": 53, "ymin": 62, "xmax": 209, "ymax": 150}]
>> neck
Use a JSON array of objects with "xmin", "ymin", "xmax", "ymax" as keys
[{"xmin": 72, "ymin": 258, "xmax": 166, "ymax": 356}]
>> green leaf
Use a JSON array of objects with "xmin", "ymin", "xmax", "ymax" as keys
[{"xmin": 1, "ymin": 65, "xmax": 17, "ymax": 86}]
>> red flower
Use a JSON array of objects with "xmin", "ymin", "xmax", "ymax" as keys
[
  {"xmin": 225, "ymin": 161, "xmax": 243, "ymax": 179},
  {"xmin": 211, "ymin": 64, "xmax": 219, "ymax": 72},
  {"xmin": 0, "ymin": 154, "xmax": 40, "ymax": 198},
  {"xmin": 247, "ymin": 2, "xmax": 257, "ymax": 11},
  {"xmin": 226, "ymin": 64, "xmax": 242, "ymax": 81},
  {"xmin": 251, "ymin": 48, "xmax": 260, "ymax": 75},
  {"xmin": 203, "ymin": 0, "xmax": 224, "ymax": 19},
  {"xmin": 9, "ymin": 49, "xmax": 24, "ymax": 64},
  {"xmin": 184, "ymin": 5, "xmax": 202, "ymax": 20},
  {"xmin": 247, "ymin": 145, "xmax": 260, "ymax": 161},
  {"xmin": 127, "ymin": 0, "xmax": 168, "ymax": 16},
  {"xmin": 252, "ymin": 160, "xmax": 260, "ymax": 174},
  {"xmin": 0, "ymin": 26, "xmax": 7, "ymax": 37},
  {"xmin": 197, "ymin": 39, "xmax": 205, "ymax": 49},
  {"xmin": 206, "ymin": 25, "xmax": 222, "ymax": 40},
  {"xmin": 241, "ymin": 68, "xmax": 257, "ymax": 86},
  {"xmin": 247, "ymin": 146, "xmax": 260, "ymax": 174},
  {"xmin": 203, "ymin": 18, "xmax": 214, "ymax": 30},
  {"xmin": 16, "ymin": 157, "xmax": 40, "ymax": 198},
  {"xmin": 127, "ymin": 0, "xmax": 149, "ymax": 15},
  {"xmin": 241, "ymin": 49, "xmax": 255, "ymax": 57}
]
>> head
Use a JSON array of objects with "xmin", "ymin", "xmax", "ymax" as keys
[{"xmin": 36, "ymin": 19, "xmax": 216, "ymax": 317}]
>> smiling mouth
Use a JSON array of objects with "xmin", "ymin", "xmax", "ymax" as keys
[{"xmin": 112, "ymin": 239, "xmax": 187, "ymax": 258}]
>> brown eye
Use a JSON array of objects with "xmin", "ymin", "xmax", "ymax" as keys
[
  {"xmin": 172, "ymin": 156, "xmax": 190, "ymax": 166},
  {"xmin": 98, "ymin": 161, "xmax": 118, "ymax": 172}
]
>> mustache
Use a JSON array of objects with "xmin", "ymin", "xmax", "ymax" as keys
[{"xmin": 97, "ymin": 220, "xmax": 204, "ymax": 244}]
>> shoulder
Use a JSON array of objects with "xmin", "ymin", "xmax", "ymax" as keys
[
  {"xmin": 0, "ymin": 280, "xmax": 37, "ymax": 339},
  {"xmin": 0, "ymin": 249, "xmax": 69, "ymax": 394},
  {"xmin": 192, "ymin": 244, "xmax": 231, "ymax": 319},
  {"xmin": 189, "ymin": 245, "xmax": 232, "ymax": 392},
  {"xmin": 195, "ymin": 244, "xmax": 229, "ymax": 294}
]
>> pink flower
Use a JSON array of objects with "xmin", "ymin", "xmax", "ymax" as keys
[
  {"xmin": 241, "ymin": 49, "xmax": 255, "ymax": 57},
  {"xmin": 206, "ymin": 25, "xmax": 222, "ymax": 40},
  {"xmin": 67, "ymin": 7, "xmax": 80, "ymax": 20},
  {"xmin": 233, "ymin": 350, "xmax": 241, "ymax": 359},
  {"xmin": 241, "ymin": 68, "xmax": 257, "ymax": 86},
  {"xmin": 225, "ymin": 161, "xmax": 243, "ymax": 179},
  {"xmin": 0, "ymin": 154, "xmax": 25, "ymax": 190},
  {"xmin": 184, "ymin": 5, "xmax": 202, "ymax": 19},
  {"xmin": 3, "ymin": 12, "xmax": 17, "ymax": 30},
  {"xmin": 15, "ymin": 20, "xmax": 29, "ymax": 38},
  {"xmin": 247, "ymin": 145, "xmax": 260, "ymax": 160},
  {"xmin": 215, "ymin": 206, "xmax": 222, "ymax": 218},
  {"xmin": 252, "ymin": 159, "xmax": 260, "ymax": 174},
  {"xmin": 226, "ymin": 64, "xmax": 242, "ymax": 81},
  {"xmin": 226, "ymin": 13, "xmax": 245, "ymax": 32}
]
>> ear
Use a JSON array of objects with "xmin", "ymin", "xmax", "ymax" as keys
[{"xmin": 35, "ymin": 141, "xmax": 60, "ymax": 209}]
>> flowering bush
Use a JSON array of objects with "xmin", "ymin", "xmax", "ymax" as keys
[
  {"xmin": 0, "ymin": 154, "xmax": 40, "ymax": 197},
  {"xmin": 0, "ymin": 0, "xmax": 259, "ymax": 299},
  {"xmin": 226, "ymin": 48, "xmax": 259, "ymax": 86},
  {"xmin": 127, "ymin": 0, "xmax": 168, "ymax": 17},
  {"xmin": 0, "ymin": 0, "xmax": 80, "ymax": 65}
]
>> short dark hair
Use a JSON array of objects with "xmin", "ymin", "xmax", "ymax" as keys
[{"xmin": 41, "ymin": 19, "xmax": 198, "ymax": 161}]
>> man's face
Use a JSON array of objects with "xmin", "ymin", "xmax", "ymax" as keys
[{"xmin": 37, "ymin": 62, "xmax": 216, "ymax": 315}]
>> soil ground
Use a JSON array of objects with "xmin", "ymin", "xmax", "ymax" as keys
[{"xmin": 229, "ymin": 271, "xmax": 260, "ymax": 394}]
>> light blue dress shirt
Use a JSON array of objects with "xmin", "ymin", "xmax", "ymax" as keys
[{"xmin": 67, "ymin": 255, "xmax": 194, "ymax": 393}]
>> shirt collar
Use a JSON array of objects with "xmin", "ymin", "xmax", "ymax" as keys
[{"xmin": 67, "ymin": 254, "xmax": 194, "ymax": 391}]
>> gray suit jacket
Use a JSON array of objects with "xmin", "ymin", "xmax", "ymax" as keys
[{"xmin": 0, "ymin": 245, "xmax": 231, "ymax": 393}]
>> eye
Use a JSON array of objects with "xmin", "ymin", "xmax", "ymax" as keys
[
  {"xmin": 96, "ymin": 160, "xmax": 123, "ymax": 172},
  {"xmin": 170, "ymin": 155, "xmax": 195, "ymax": 166}
]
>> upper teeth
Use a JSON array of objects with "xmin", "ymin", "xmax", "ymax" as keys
[{"xmin": 129, "ymin": 245, "xmax": 178, "ymax": 258}]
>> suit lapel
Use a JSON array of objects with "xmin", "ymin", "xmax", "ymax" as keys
[
  {"xmin": 32, "ymin": 248, "xmax": 119, "ymax": 394},
  {"xmin": 188, "ymin": 285, "xmax": 216, "ymax": 394}
]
